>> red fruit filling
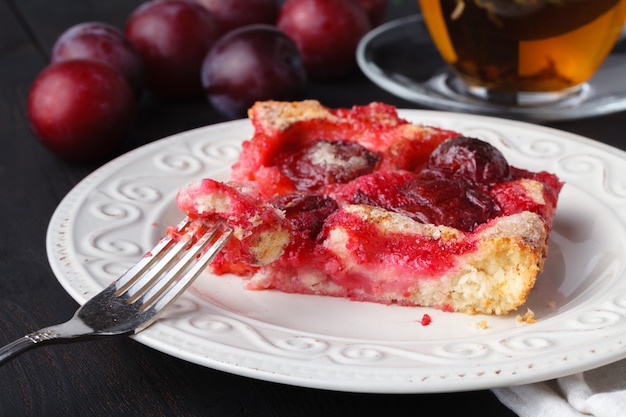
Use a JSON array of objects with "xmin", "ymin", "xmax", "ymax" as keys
[
  {"xmin": 266, "ymin": 135, "xmax": 560, "ymax": 235},
  {"xmin": 272, "ymin": 139, "xmax": 380, "ymax": 191},
  {"xmin": 177, "ymin": 101, "xmax": 564, "ymax": 315},
  {"xmin": 271, "ymin": 192, "xmax": 338, "ymax": 238},
  {"xmin": 425, "ymin": 136, "xmax": 511, "ymax": 185}
]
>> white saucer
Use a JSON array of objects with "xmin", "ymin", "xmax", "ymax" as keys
[{"xmin": 357, "ymin": 15, "xmax": 626, "ymax": 122}]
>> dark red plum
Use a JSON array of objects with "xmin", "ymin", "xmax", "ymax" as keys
[
  {"xmin": 125, "ymin": 0, "xmax": 220, "ymax": 98},
  {"xmin": 201, "ymin": 25, "xmax": 306, "ymax": 119},
  {"xmin": 277, "ymin": 0, "xmax": 371, "ymax": 80},
  {"xmin": 189, "ymin": 0, "xmax": 279, "ymax": 34},
  {"xmin": 51, "ymin": 22, "xmax": 144, "ymax": 97},
  {"xmin": 27, "ymin": 60, "xmax": 136, "ymax": 162}
]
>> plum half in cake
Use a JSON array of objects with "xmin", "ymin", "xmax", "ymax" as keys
[{"xmin": 172, "ymin": 100, "xmax": 563, "ymax": 315}]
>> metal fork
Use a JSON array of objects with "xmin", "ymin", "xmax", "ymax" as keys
[{"xmin": 0, "ymin": 217, "xmax": 232, "ymax": 366}]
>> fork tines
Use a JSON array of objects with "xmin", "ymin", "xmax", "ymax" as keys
[{"xmin": 113, "ymin": 217, "xmax": 232, "ymax": 314}]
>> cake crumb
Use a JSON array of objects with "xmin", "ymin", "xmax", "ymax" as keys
[
  {"xmin": 474, "ymin": 320, "xmax": 489, "ymax": 329},
  {"xmin": 516, "ymin": 309, "xmax": 537, "ymax": 324}
]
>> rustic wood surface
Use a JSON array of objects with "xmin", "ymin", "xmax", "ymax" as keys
[{"xmin": 1, "ymin": 1, "xmax": 624, "ymax": 415}]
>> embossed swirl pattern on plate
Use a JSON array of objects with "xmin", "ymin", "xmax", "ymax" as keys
[{"xmin": 71, "ymin": 133, "xmax": 241, "ymax": 284}]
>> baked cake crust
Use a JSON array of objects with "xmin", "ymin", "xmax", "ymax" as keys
[{"xmin": 173, "ymin": 100, "xmax": 563, "ymax": 315}]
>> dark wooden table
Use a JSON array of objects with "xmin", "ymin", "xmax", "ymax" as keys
[{"xmin": 1, "ymin": 1, "xmax": 624, "ymax": 416}]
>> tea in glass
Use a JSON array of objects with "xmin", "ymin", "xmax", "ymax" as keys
[{"xmin": 419, "ymin": 0, "xmax": 626, "ymax": 103}]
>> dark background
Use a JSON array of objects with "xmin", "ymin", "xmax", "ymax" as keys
[{"xmin": 1, "ymin": 1, "xmax": 624, "ymax": 415}]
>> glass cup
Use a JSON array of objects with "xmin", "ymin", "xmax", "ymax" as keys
[{"xmin": 418, "ymin": 0, "xmax": 626, "ymax": 105}]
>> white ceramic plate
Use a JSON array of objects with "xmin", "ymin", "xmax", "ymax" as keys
[{"xmin": 47, "ymin": 111, "xmax": 626, "ymax": 393}]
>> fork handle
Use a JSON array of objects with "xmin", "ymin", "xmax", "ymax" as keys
[{"xmin": 0, "ymin": 327, "xmax": 62, "ymax": 366}]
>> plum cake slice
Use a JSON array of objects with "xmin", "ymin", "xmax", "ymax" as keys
[{"xmin": 172, "ymin": 100, "xmax": 563, "ymax": 315}]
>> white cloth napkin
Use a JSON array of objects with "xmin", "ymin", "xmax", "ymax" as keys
[{"xmin": 492, "ymin": 359, "xmax": 626, "ymax": 417}]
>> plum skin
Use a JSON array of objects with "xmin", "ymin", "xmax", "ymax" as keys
[
  {"xmin": 277, "ymin": 0, "xmax": 371, "ymax": 80},
  {"xmin": 27, "ymin": 60, "xmax": 136, "ymax": 163},
  {"xmin": 201, "ymin": 24, "xmax": 307, "ymax": 119},
  {"xmin": 426, "ymin": 136, "xmax": 511, "ymax": 185},
  {"xmin": 125, "ymin": 0, "xmax": 221, "ymax": 99},
  {"xmin": 188, "ymin": 0, "xmax": 279, "ymax": 34},
  {"xmin": 51, "ymin": 22, "xmax": 144, "ymax": 98}
]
